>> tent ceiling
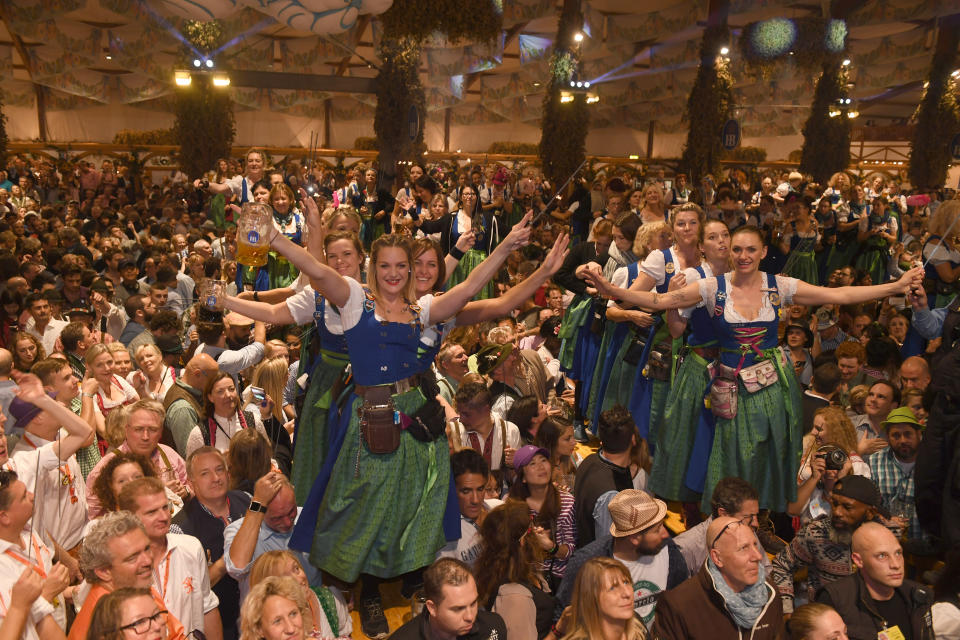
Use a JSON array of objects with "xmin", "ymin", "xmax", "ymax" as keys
[{"xmin": 0, "ymin": 0, "xmax": 957, "ymax": 139}]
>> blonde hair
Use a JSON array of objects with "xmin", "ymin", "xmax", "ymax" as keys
[
  {"xmin": 239, "ymin": 576, "xmax": 310, "ymax": 640},
  {"xmin": 928, "ymin": 199, "xmax": 960, "ymax": 239},
  {"xmin": 251, "ymin": 357, "xmax": 287, "ymax": 423},
  {"xmin": 133, "ymin": 343, "xmax": 161, "ymax": 367},
  {"xmin": 368, "ymin": 234, "xmax": 416, "ymax": 302},
  {"xmin": 84, "ymin": 343, "xmax": 113, "ymax": 368},
  {"xmin": 105, "ymin": 404, "xmax": 130, "ymax": 448},
  {"xmin": 788, "ymin": 603, "xmax": 840, "ymax": 640},
  {"xmin": 643, "ymin": 183, "xmax": 665, "ymax": 214},
  {"xmin": 633, "ymin": 220, "xmax": 672, "ymax": 257},
  {"xmin": 811, "ymin": 406, "xmax": 859, "ymax": 455},
  {"xmin": 249, "ymin": 550, "xmax": 304, "ymax": 589},
  {"xmin": 847, "ymin": 384, "xmax": 870, "ymax": 414},
  {"xmin": 562, "ymin": 558, "xmax": 647, "ymax": 640}
]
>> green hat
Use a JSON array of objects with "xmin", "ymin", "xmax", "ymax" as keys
[
  {"xmin": 881, "ymin": 406, "xmax": 923, "ymax": 430},
  {"xmin": 476, "ymin": 343, "xmax": 514, "ymax": 375}
]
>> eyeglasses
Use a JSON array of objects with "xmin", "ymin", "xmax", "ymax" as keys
[
  {"xmin": 710, "ymin": 521, "xmax": 742, "ymax": 549},
  {"xmin": 117, "ymin": 609, "xmax": 167, "ymax": 634}
]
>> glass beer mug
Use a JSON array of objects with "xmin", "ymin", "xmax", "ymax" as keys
[
  {"xmin": 236, "ymin": 202, "xmax": 273, "ymax": 267},
  {"xmin": 200, "ymin": 279, "xmax": 226, "ymax": 310}
]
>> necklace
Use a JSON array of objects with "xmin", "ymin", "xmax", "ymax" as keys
[{"xmin": 273, "ymin": 208, "xmax": 293, "ymax": 227}]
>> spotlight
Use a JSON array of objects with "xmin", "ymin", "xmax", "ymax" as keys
[
  {"xmin": 584, "ymin": 81, "xmax": 590, "ymax": 88},
  {"xmin": 105, "ymin": 54, "xmax": 112, "ymax": 60},
  {"xmin": 560, "ymin": 92, "xmax": 574, "ymax": 103},
  {"xmin": 574, "ymin": 32, "xmax": 584, "ymax": 43},
  {"xmin": 212, "ymin": 73, "xmax": 230, "ymax": 87},
  {"xmin": 193, "ymin": 59, "xmax": 201, "ymax": 68},
  {"xmin": 953, "ymin": 70, "xmax": 960, "ymax": 78},
  {"xmin": 842, "ymin": 59, "xmax": 851, "ymax": 66},
  {"xmin": 205, "ymin": 59, "xmax": 214, "ymax": 69},
  {"xmin": 174, "ymin": 71, "xmax": 192, "ymax": 87},
  {"xmin": 720, "ymin": 46, "xmax": 729, "ymax": 55},
  {"xmin": 629, "ymin": 154, "xmax": 640, "ymax": 160},
  {"xmin": 847, "ymin": 110, "xmax": 859, "ymax": 119},
  {"xmin": 570, "ymin": 80, "xmax": 576, "ymax": 88},
  {"xmin": 586, "ymin": 94, "xmax": 599, "ymax": 104}
]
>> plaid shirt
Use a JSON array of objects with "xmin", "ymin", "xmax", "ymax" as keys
[
  {"xmin": 868, "ymin": 447, "xmax": 921, "ymax": 540},
  {"xmin": 68, "ymin": 395, "xmax": 101, "ymax": 479}
]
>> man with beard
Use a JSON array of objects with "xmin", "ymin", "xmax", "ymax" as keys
[
  {"xmin": 115, "ymin": 259, "xmax": 150, "ymax": 305},
  {"xmin": 771, "ymin": 475, "xmax": 894, "ymax": 615},
  {"xmin": 554, "ymin": 490, "xmax": 688, "ymax": 629},
  {"xmin": 868, "ymin": 407, "xmax": 926, "ymax": 543},
  {"xmin": 118, "ymin": 294, "xmax": 156, "ymax": 347},
  {"xmin": 195, "ymin": 310, "xmax": 265, "ymax": 386}
]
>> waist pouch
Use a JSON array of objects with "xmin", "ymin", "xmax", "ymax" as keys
[
  {"xmin": 737, "ymin": 359, "xmax": 779, "ymax": 393},
  {"xmin": 643, "ymin": 341, "xmax": 673, "ymax": 381},
  {"xmin": 407, "ymin": 374, "xmax": 446, "ymax": 443},
  {"xmin": 622, "ymin": 329, "xmax": 649, "ymax": 366},
  {"xmin": 359, "ymin": 386, "xmax": 400, "ymax": 454},
  {"xmin": 709, "ymin": 376, "xmax": 738, "ymax": 420}
]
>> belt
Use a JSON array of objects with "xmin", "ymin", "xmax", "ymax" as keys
[
  {"xmin": 692, "ymin": 346, "xmax": 719, "ymax": 360},
  {"xmin": 355, "ymin": 374, "xmax": 420, "ymax": 399}
]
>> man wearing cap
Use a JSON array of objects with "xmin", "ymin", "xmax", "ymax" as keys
[
  {"xmin": 477, "ymin": 338, "xmax": 551, "ymax": 420},
  {"xmin": 868, "ymin": 407, "xmax": 926, "ymax": 542},
  {"xmin": 115, "ymin": 258, "xmax": 150, "ymax": 306},
  {"xmin": 816, "ymin": 522, "xmax": 934, "ymax": 640},
  {"xmin": 163, "ymin": 353, "xmax": 219, "ymax": 455},
  {"xmin": 555, "ymin": 489, "xmax": 687, "ymax": 629},
  {"xmin": 8, "ymin": 373, "xmax": 94, "ymax": 556},
  {"xmin": 651, "ymin": 516, "xmax": 781, "ymax": 640},
  {"xmin": 24, "ymin": 292, "xmax": 68, "ymax": 356},
  {"xmin": 771, "ymin": 475, "xmax": 897, "ymax": 615},
  {"xmin": 816, "ymin": 307, "xmax": 854, "ymax": 353}
]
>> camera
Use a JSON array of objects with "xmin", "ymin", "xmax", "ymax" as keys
[{"xmin": 816, "ymin": 445, "xmax": 848, "ymax": 471}]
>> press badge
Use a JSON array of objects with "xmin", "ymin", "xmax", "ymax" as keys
[{"xmin": 878, "ymin": 626, "xmax": 905, "ymax": 640}]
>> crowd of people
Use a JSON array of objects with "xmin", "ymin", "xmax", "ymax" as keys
[{"xmin": 0, "ymin": 148, "xmax": 958, "ymax": 640}]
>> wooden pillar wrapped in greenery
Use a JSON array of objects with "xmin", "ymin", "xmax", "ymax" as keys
[
  {"xmin": 172, "ymin": 21, "xmax": 236, "ymax": 180},
  {"xmin": 908, "ymin": 15, "xmax": 960, "ymax": 190},
  {"xmin": 799, "ymin": 62, "xmax": 851, "ymax": 184},
  {"xmin": 539, "ymin": 0, "xmax": 587, "ymax": 188},
  {"xmin": 376, "ymin": 1, "xmax": 502, "ymax": 181},
  {"xmin": 0, "ymin": 91, "xmax": 7, "ymax": 167},
  {"xmin": 679, "ymin": 23, "xmax": 733, "ymax": 183}
]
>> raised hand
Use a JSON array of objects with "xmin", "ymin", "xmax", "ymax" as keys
[
  {"xmin": 13, "ymin": 374, "xmax": 47, "ymax": 403},
  {"xmin": 455, "ymin": 229, "xmax": 476, "ymax": 253},
  {"xmin": 499, "ymin": 211, "xmax": 534, "ymax": 251},
  {"xmin": 540, "ymin": 233, "xmax": 571, "ymax": 276}
]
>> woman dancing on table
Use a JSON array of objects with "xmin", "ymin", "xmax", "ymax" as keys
[
  {"xmin": 585, "ymin": 225, "xmax": 922, "ymax": 513},
  {"xmin": 255, "ymin": 205, "xmax": 554, "ymax": 637}
]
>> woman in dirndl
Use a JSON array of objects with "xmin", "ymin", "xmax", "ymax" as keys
[
  {"xmin": 442, "ymin": 183, "xmax": 507, "ymax": 300},
  {"xmin": 648, "ymin": 219, "xmax": 730, "ymax": 503},
  {"xmin": 922, "ymin": 199, "xmax": 960, "ymax": 308},
  {"xmin": 620, "ymin": 203, "xmax": 704, "ymax": 450},
  {"xmin": 825, "ymin": 183, "xmax": 865, "ymax": 278},
  {"xmin": 855, "ymin": 196, "xmax": 898, "ymax": 286},
  {"xmin": 267, "ymin": 213, "xmax": 534, "ymax": 637},
  {"xmin": 781, "ymin": 195, "xmax": 821, "ymax": 285},
  {"xmin": 585, "ymin": 226, "xmax": 923, "ymax": 512},
  {"xmin": 813, "ymin": 196, "xmax": 838, "ymax": 283}
]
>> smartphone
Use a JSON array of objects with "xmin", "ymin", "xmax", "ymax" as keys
[{"xmin": 249, "ymin": 386, "xmax": 266, "ymax": 403}]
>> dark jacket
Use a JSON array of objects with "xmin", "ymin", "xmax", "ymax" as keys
[
  {"xmin": 572, "ymin": 452, "xmax": 634, "ymax": 546},
  {"xmin": 817, "ymin": 572, "xmax": 934, "ymax": 640},
  {"xmin": 554, "ymin": 241, "xmax": 608, "ymax": 295},
  {"xmin": 651, "ymin": 566, "xmax": 783, "ymax": 640},
  {"xmin": 554, "ymin": 536, "xmax": 689, "ymax": 621},
  {"xmin": 390, "ymin": 608, "xmax": 507, "ymax": 640}
]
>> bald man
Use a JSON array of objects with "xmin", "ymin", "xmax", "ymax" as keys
[
  {"xmin": 0, "ymin": 348, "xmax": 16, "ymax": 426},
  {"xmin": 817, "ymin": 522, "xmax": 933, "ymax": 640},
  {"xmin": 651, "ymin": 517, "xmax": 782, "ymax": 640},
  {"xmin": 898, "ymin": 356, "xmax": 930, "ymax": 392},
  {"xmin": 162, "ymin": 353, "xmax": 219, "ymax": 455}
]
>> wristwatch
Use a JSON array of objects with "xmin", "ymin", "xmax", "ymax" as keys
[{"xmin": 248, "ymin": 500, "xmax": 267, "ymax": 513}]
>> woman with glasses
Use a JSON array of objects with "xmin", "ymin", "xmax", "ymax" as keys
[{"xmin": 85, "ymin": 586, "xmax": 179, "ymax": 640}]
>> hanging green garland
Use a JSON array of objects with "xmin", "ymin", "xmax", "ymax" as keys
[
  {"xmin": 799, "ymin": 63, "xmax": 851, "ymax": 185},
  {"xmin": 909, "ymin": 26, "xmax": 960, "ymax": 190},
  {"xmin": 172, "ymin": 20, "xmax": 235, "ymax": 179},
  {"xmin": 679, "ymin": 25, "xmax": 733, "ymax": 183},
  {"xmin": 539, "ymin": 0, "xmax": 588, "ymax": 188},
  {"xmin": 738, "ymin": 17, "xmax": 847, "ymax": 73},
  {"xmin": 379, "ymin": 0, "xmax": 502, "ymax": 45},
  {"xmin": 0, "ymin": 91, "xmax": 8, "ymax": 167}
]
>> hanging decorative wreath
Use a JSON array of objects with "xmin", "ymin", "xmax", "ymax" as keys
[{"xmin": 738, "ymin": 17, "xmax": 847, "ymax": 74}]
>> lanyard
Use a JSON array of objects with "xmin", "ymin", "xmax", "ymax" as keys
[
  {"xmin": 4, "ymin": 535, "xmax": 47, "ymax": 579},
  {"xmin": 21, "ymin": 434, "xmax": 78, "ymax": 504},
  {"xmin": 154, "ymin": 548, "xmax": 173, "ymax": 599}
]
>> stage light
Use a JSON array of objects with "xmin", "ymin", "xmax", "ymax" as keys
[
  {"xmin": 174, "ymin": 71, "xmax": 192, "ymax": 87},
  {"xmin": 574, "ymin": 32, "xmax": 584, "ymax": 43},
  {"xmin": 629, "ymin": 154, "xmax": 640, "ymax": 160},
  {"xmin": 584, "ymin": 81, "xmax": 590, "ymax": 88},
  {"xmin": 193, "ymin": 59, "xmax": 201, "ymax": 68},
  {"xmin": 847, "ymin": 110, "xmax": 859, "ymax": 119},
  {"xmin": 212, "ymin": 73, "xmax": 230, "ymax": 87},
  {"xmin": 205, "ymin": 59, "xmax": 214, "ymax": 68},
  {"xmin": 560, "ymin": 92, "xmax": 574, "ymax": 103},
  {"xmin": 842, "ymin": 59, "xmax": 851, "ymax": 66},
  {"xmin": 720, "ymin": 46, "xmax": 729, "ymax": 55}
]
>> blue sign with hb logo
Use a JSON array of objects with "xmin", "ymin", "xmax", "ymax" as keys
[
  {"xmin": 951, "ymin": 133, "xmax": 960, "ymax": 161},
  {"xmin": 722, "ymin": 119, "xmax": 741, "ymax": 150}
]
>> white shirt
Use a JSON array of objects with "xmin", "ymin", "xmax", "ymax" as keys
[
  {"xmin": 0, "ymin": 532, "xmax": 61, "ymax": 637},
  {"xmin": 284, "ymin": 285, "xmax": 346, "ymax": 334},
  {"xmin": 24, "ymin": 317, "xmax": 68, "ymax": 356},
  {"xmin": 338, "ymin": 278, "xmax": 433, "ymax": 330},
  {"xmin": 618, "ymin": 545, "xmax": 671, "ymax": 627},
  {"xmin": 452, "ymin": 418, "xmax": 521, "ymax": 471},
  {"xmin": 9, "ymin": 433, "xmax": 88, "ymax": 549},
  {"xmin": 154, "ymin": 533, "xmax": 219, "ymax": 636}
]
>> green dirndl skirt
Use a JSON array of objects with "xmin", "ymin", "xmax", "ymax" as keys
[
  {"xmin": 558, "ymin": 294, "xmax": 593, "ymax": 372},
  {"xmin": 649, "ymin": 351, "xmax": 711, "ymax": 503},
  {"xmin": 645, "ymin": 378, "xmax": 671, "ymax": 452},
  {"xmin": 701, "ymin": 355, "xmax": 803, "ymax": 513},
  {"xmin": 825, "ymin": 241, "xmax": 860, "ymax": 278},
  {"xmin": 585, "ymin": 319, "xmax": 619, "ymax": 423},
  {"xmin": 267, "ymin": 252, "xmax": 300, "ymax": 290},
  {"xmin": 308, "ymin": 388, "xmax": 449, "ymax": 582},
  {"xmin": 597, "ymin": 328, "xmax": 640, "ymax": 420},
  {"xmin": 291, "ymin": 350, "xmax": 350, "ymax": 506},
  {"xmin": 446, "ymin": 249, "xmax": 492, "ymax": 300},
  {"xmin": 855, "ymin": 245, "xmax": 888, "ymax": 285},
  {"xmin": 782, "ymin": 251, "xmax": 818, "ymax": 286}
]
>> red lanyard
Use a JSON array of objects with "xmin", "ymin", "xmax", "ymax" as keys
[
  {"xmin": 154, "ymin": 548, "xmax": 173, "ymax": 599},
  {"xmin": 21, "ymin": 434, "xmax": 78, "ymax": 504}
]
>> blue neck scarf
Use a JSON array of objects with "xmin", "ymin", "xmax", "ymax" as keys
[{"xmin": 706, "ymin": 557, "xmax": 771, "ymax": 629}]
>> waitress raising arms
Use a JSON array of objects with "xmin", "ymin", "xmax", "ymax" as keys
[
  {"xmin": 584, "ymin": 225, "xmax": 923, "ymax": 511},
  {"xmin": 264, "ymin": 199, "xmax": 537, "ymax": 636}
]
